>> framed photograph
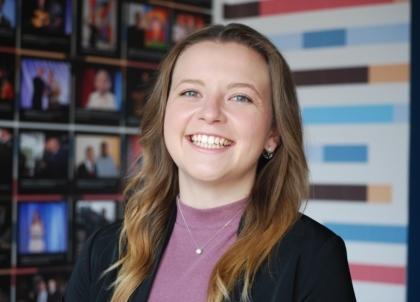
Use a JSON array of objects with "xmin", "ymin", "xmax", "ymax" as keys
[
  {"xmin": 16, "ymin": 271, "xmax": 71, "ymax": 301},
  {"xmin": 126, "ymin": 1, "xmax": 169, "ymax": 61},
  {"xmin": 0, "ymin": 0, "xmax": 16, "ymax": 46},
  {"xmin": 74, "ymin": 64, "xmax": 122, "ymax": 125},
  {"xmin": 172, "ymin": 10, "xmax": 210, "ymax": 45},
  {"xmin": 20, "ymin": 0, "xmax": 72, "ymax": 52},
  {"xmin": 77, "ymin": 0, "xmax": 120, "ymax": 57},
  {"xmin": 74, "ymin": 199, "xmax": 122, "ymax": 258},
  {"xmin": 0, "ymin": 53, "xmax": 15, "ymax": 120},
  {"xmin": 0, "ymin": 128, "xmax": 13, "ymax": 196},
  {"xmin": 17, "ymin": 200, "xmax": 70, "ymax": 266},
  {"xmin": 125, "ymin": 67, "xmax": 155, "ymax": 127},
  {"xmin": 74, "ymin": 133, "xmax": 121, "ymax": 194},
  {"xmin": 0, "ymin": 201, "xmax": 11, "ymax": 268},
  {"xmin": 20, "ymin": 57, "xmax": 71, "ymax": 123},
  {"xmin": 18, "ymin": 130, "xmax": 69, "ymax": 194}
]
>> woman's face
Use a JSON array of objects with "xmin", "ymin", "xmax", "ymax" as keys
[{"xmin": 164, "ymin": 41, "xmax": 278, "ymax": 188}]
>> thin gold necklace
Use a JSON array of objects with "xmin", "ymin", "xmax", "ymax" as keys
[{"xmin": 177, "ymin": 199, "xmax": 246, "ymax": 255}]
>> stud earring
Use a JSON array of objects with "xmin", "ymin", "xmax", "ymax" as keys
[{"xmin": 262, "ymin": 146, "xmax": 274, "ymax": 159}]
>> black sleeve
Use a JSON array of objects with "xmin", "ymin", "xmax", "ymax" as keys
[
  {"xmin": 297, "ymin": 235, "xmax": 356, "ymax": 302},
  {"xmin": 62, "ymin": 229, "xmax": 101, "ymax": 301}
]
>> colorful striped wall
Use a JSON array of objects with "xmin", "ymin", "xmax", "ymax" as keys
[{"xmin": 214, "ymin": 1, "xmax": 410, "ymax": 301}]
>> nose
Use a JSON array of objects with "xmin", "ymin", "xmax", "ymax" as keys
[{"xmin": 196, "ymin": 96, "xmax": 226, "ymax": 124}]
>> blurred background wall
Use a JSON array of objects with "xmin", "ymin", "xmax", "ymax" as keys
[{"xmin": 0, "ymin": 0, "xmax": 418, "ymax": 301}]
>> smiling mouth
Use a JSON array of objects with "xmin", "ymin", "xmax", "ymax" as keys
[{"xmin": 190, "ymin": 134, "xmax": 233, "ymax": 149}]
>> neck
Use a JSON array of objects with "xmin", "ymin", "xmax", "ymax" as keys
[{"xmin": 178, "ymin": 172, "xmax": 254, "ymax": 209}]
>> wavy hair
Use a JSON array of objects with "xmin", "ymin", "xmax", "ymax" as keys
[{"xmin": 107, "ymin": 23, "xmax": 309, "ymax": 302}]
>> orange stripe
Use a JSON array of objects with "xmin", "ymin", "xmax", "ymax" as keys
[
  {"xmin": 19, "ymin": 48, "xmax": 66, "ymax": 59},
  {"xmin": 367, "ymin": 185, "xmax": 392, "ymax": 203},
  {"xmin": 369, "ymin": 64, "xmax": 410, "ymax": 83}
]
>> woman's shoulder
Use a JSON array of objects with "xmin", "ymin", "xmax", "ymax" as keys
[{"xmin": 278, "ymin": 213, "xmax": 347, "ymax": 260}]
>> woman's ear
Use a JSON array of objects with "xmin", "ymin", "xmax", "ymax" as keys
[{"xmin": 265, "ymin": 127, "xmax": 281, "ymax": 151}]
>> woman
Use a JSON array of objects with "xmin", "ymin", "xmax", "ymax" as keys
[
  {"xmin": 28, "ymin": 211, "xmax": 45, "ymax": 253},
  {"xmin": 64, "ymin": 23, "xmax": 356, "ymax": 301}
]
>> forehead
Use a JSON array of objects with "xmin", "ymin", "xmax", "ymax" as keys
[{"xmin": 172, "ymin": 41, "xmax": 270, "ymax": 88}]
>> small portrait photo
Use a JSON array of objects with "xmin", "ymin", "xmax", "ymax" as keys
[
  {"xmin": 0, "ymin": 128, "xmax": 13, "ymax": 195},
  {"xmin": 76, "ymin": 67, "xmax": 121, "ymax": 111},
  {"xmin": 16, "ymin": 272, "xmax": 70, "ymax": 302},
  {"xmin": 172, "ymin": 11, "xmax": 208, "ymax": 45},
  {"xmin": 74, "ymin": 134, "xmax": 121, "ymax": 179},
  {"xmin": 20, "ymin": 58, "xmax": 71, "ymax": 112},
  {"xmin": 125, "ymin": 67, "xmax": 155, "ymax": 126},
  {"xmin": 0, "ymin": 202, "xmax": 12, "ymax": 268},
  {"xmin": 0, "ymin": 275, "xmax": 11, "ymax": 302},
  {"xmin": 74, "ymin": 200, "xmax": 121, "ymax": 257},
  {"xmin": 18, "ymin": 130, "xmax": 68, "ymax": 179},
  {"xmin": 81, "ymin": 0, "xmax": 118, "ymax": 52},
  {"xmin": 127, "ymin": 3, "xmax": 169, "ymax": 50},
  {"xmin": 21, "ymin": 0, "xmax": 72, "ymax": 35},
  {"xmin": 18, "ymin": 201, "xmax": 68, "ymax": 255},
  {"xmin": 125, "ymin": 135, "xmax": 142, "ymax": 179},
  {"xmin": 0, "ymin": 53, "xmax": 15, "ymax": 119},
  {"xmin": 0, "ymin": 0, "xmax": 15, "ymax": 29}
]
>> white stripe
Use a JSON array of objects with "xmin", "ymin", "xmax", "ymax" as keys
[
  {"xmin": 353, "ymin": 282, "xmax": 405, "ymax": 302},
  {"xmin": 283, "ymin": 43, "xmax": 409, "ymax": 70},
  {"xmin": 345, "ymin": 242, "xmax": 407, "ymax": 266},
  {"xmin": 297, "ymin": 83, "xmax": 409, "ymax": 107},
  {"xmin": 214, "ymin": 1, "xmax": 410, "ymax": 34}
]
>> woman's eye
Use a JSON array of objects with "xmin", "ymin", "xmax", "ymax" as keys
[
  {"xmin": 233, "ymin": 95, "xmax": 251, "ymax": 103},
  {"xmin": 182, "ymin": 90, "xmax": 199, "ymax": 97}
]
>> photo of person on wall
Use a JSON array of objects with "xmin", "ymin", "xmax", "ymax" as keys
[
  {"xmin": 81, "ymin": 0, "xmax": 117, "ymax": 52},
  {"xmin": 20, "ymin": 58, "xmax": 71, "ymax": 112},
  {"xmin": 126, "ymin": 2, "xmax": 168, "ymax": 61},
  {"xmin": 19, "ymin": 131, "xmax": 68, "ymax": 179},
  {"xmin": 18, "ymin": 201, "xmax": 68, "ymax": 255},
  {"xmin": 74, "ymin": 134, "xmax": 120, "ymax": 180},
  {"xmin": 86, "ymin": 69, "xmax": 116, "ymax": 110},
  {"xmin": 172, "ymin": 11, "xmax": 208, "ymax": 44}
]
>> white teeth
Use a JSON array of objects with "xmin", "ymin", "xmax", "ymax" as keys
[{"xmin": 190, "ymin": 134, "xmax": 232, "ymax": 149}]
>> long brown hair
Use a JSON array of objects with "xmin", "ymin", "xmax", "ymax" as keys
[{"xmin": 107, "ymin": 23, "xmax": 309, "ymax": 302}]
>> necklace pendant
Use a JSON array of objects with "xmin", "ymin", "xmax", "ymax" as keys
[{"xmin": 196, "ymin": 248, "xmax": 202, "ymax": 255}]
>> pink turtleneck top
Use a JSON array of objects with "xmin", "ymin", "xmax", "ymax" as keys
[{"xmin": 148, "ymin": 197, "xmax": 248, "ymax": 301}]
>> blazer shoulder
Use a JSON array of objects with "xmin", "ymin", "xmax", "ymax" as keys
[
  {"xmin": 90, "ymin": 220, "xmax": 123, "ymax": 273},
  {"xmin": 283, "ymin": 214, "xmax": 339, "ymax": 250}
]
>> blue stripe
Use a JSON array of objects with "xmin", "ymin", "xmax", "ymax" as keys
[
  {"xmin": 303, "ymin": 29, "xmax": 346, "ymax": 48},
  {"xmin": 305, "ymin": 145, "xmax": 323, "ymax": 163},
  {"xmin": 394, "ymin": 104, "xmax": 410, "ymax": 123},
  {"xmin": 347, "ymin": 23, "xmax": 410, "ymax": 45},
  {"xmin": 302, "ymin": 105, "xmax": 394, "ymax": 124},
  {"xmin": 324, "ymin": 145, "xmax": 368, "ymax": 162},
  {"xmin": 324, "ymin": 223, "xmax": 407, "ymax": 244},
  {"xmin": 269, "ymin": 33, "xmax": 302, "ymax": 51}
]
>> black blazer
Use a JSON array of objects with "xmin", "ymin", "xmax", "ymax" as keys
[{"xmin": 63, "ymin": 208, "xmax": 356, "ymax": 301}]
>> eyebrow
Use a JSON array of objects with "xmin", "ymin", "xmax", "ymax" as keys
[
  {"xmin": 174, "ymin": 79, "xmax": 205, "ymax": 89},
  {"xmin": 227, "ymin": 82, "xmax": 262, "ymax": 98}
]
